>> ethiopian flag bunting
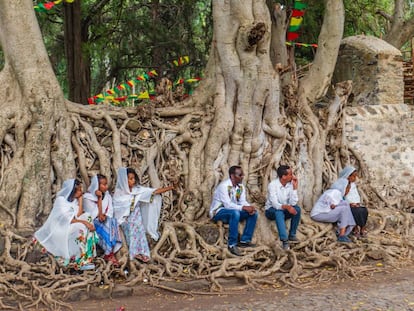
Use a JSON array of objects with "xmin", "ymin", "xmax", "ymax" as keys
[
  {"xmin": 286, "ymin": 0, "xmax": 307, "ymax": 42},
  {"xmin": 293, "ymin": 1, "xmax": 308, "ymax": 10}
]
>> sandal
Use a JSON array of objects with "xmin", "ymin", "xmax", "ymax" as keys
[
  {"xmin": 104, "ymin": 253, "xmax": 120, "ymax": 267},
  {"xmin": 135, "ymin": 254, "xmax": 150, "ymax": 263},
  {"xmin": 360, "ymin": 228, "xmax": 368, "ymax": 237}
]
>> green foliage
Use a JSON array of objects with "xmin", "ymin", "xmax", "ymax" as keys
[
  {"xmin": 30, "ymin": 0, "xmax": 412, "ymax": 102},
  {"xmin": 35, "ymin": 0, "xmax": 211, "ymax": 104},
  {"xmin": 343, "ymin": 0, "xmax": 392, "ymax": 38},
  {"xmin": 285, "ymin": 0, "xmax": 396, "ymax": 64}
]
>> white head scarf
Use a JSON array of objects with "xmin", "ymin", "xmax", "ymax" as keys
[
  {"xmin": 86, "ymin": 175, "xmax": 99, "ymax": 200},
  {"xmin": 330, "ymin": 178, "xmax": 349, "ymax": 197},
  {"xmin": 56, "ymin": 179, "xmax": 76, "ymax": 201},
  {"xmin": 339, "ymin": 166, "xmax": 356, "ymax": 179},
  {"xmin": 114, "ymin": 167, "xmax": 131, "ymax": 196},
  {"xmin": 83, "ymin": 175, "xmax": 113, "ymax": 218}
]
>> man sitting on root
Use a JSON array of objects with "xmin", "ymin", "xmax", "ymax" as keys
[
  {"xmin": 209, "ymin": 165, "xmax": 258, "ymax": 256},
  {"xmin": 265, "ymin": 165, "xmax": 301, "ymax": 250}
]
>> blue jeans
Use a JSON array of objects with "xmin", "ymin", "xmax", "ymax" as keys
[
  {"xmin": 265, "ymin": 206, "xmax": 301, "ymax": 241},
  {"xmin": 213, "ymin": 209, "xmax": 258, "ymax": 247}
]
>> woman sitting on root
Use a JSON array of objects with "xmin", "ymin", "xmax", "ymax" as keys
[
  {"xmin": 83, "ymin": 174, "xmax": 122, "ymax": 267},
  {"xmin": 339, "ymin": 166, "xmax": 369, "ymax": 237},
  {"xmin": 310, "ymin": 178, "xmax": 356, "ymax": 243},
  {"xmin": 113, "ymin": 167, "xmax": 173, "ymax": 263},
  {"xmin": 34, "ymin": 179, "xmax": 98, "ymax": 270}
]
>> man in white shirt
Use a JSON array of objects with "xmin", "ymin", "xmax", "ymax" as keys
[
  {"xmin": 265, "ymin": 165, "xmax": 301, "ymax": 250},
  {"xmin": 209, "ymin": 166, "xmax": 258, "ymax": 256}
]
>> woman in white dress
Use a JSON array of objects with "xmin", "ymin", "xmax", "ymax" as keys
[
  {"xmin": 339, "ymin": 166, "xmax": 369, "ymax": 237},
  {"xmin": 310, "ymin": 178, "xmax": 356, "ymax": 243},
  {"xmin": 83, "ymin": 174, "xmax": 122, "ymax": 267},
  {"xmin": 34, "ymin": 179, "xmax": 98, "ymax": 270},
  {"xmin": 113, "ymin": 167, "xmax": 173, "ymax": 263}
]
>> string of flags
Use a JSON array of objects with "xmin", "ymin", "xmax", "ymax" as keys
[
  {"xmin": 34, "ymin": 0, "xmax": 74, "ymax": 12},
  {"xmin": 88, "ymin": 70, "xmax": 157, "ymax": 105},
  {"xmin": 286, "ymin": 42, "xmax": 318, "ymax": 48},
  {"xmin": 88, "ymin": 57, "xmax": 202, "ymax": 105},
  {"xmin": 172, "ymin": 56, "xmax": 190, "ymax": 67},
  {"xmin": 286, "ymin": 0, "xmax": 308, "ymax": 42}
]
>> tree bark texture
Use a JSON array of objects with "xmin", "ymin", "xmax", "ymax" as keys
[
  {"xmin": 64, "ymin": 0, "xmax": 91, "ymax": 105},
  {"xmin": 0, "ymin": 0, "xmax": 75, "ymax": 229},
  {"xmin": 0, "ymin": 0, "xmax": 346, "ymax": 231},
  {"xmin": 380, "ymin": 0, "xmax": 414, "ymax": 49}
]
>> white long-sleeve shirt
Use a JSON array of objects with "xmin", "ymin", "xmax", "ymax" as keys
[
  {"xmin": 209, "ymin": 179, "xmax": 249, "ymax": 218},
  {"xmin": 265, "ymin": 178, "xmax": 298, "ymax": 210},
  {"xmin": 344, "ymin": 182, "xmax": 361, "ymax": 204}
]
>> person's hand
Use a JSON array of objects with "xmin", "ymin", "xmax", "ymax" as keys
[
  {"xmin": 242, "ymin": 205, "xmax": 256, "ymax": 215},
  {"xmin": 284, "ymin": 205, "xmax": 297, "ymax": 215},
  {"xmin": 98, "ymin": 213, "xmax": 106, "ymax": 222},
  {"xmin": 86, "ymin": 222, "xmax": 95, "ymax": 232},
  {"xmin": 330, "ymin": 204, "xmax": 336, "ymax": 209},
  {"xmin": 291, "ymin": 175, "xmax": 298, "ymax": 190},
  {"xmin": 95, "ymin": 190, "xmax": 103, "ymax": 199},
  {"xmin": 350, "ymin": 203, "xmax": 360, "ymax": 208}
]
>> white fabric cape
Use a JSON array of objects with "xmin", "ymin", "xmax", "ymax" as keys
[
  {"xmin": 311, "ymin": 178, "xmax": 348, "ymax": 217},
  {"xmin": 34, "ymin": 179, "xmax": 80, "ymax": 258}
]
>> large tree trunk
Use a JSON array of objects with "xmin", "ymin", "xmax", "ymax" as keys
[
  {"xmin": 0, "ymin": 0, "xmax": 75, "ymax": 229},
  {"xmin": 64, "ymin": 0, "xmax": 91, "ymax": 105}
]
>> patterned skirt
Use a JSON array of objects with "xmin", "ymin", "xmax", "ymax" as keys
[
  {"xmin": 121, "ymin": 206, "xmax": 150, "ymax": 259},
  {"xmin": 94, "ymin": 216, "xmax": 122, "ymax": 255}
]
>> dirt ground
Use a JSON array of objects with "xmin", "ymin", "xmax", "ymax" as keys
[{"xmin": 66, "ymin": 263, "xmax": 414, "ymax": 311}]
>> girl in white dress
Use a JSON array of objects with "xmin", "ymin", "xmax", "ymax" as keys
[
  {"xmin": 113, "ymin": 167, "xmax": 173, "ymax": 263},
  {"xmin": 339, "ymin": 166, "xmax": 369, "ymax": 237},
  {"xmin": 83, "ymin": 174, "xmax": 122, "ymax": 267},
  {"xmin": 34, "ymin": 179, "xmax": 98, "ymax": 270}
]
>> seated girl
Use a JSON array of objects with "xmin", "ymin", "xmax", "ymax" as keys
[
  {"xmin": 310, "ymin": 178, "xmax": 356, "ymax": 243},
  {"xmin": 34, "ymin": 179, "xmax": 98, "ymax": 270},
  {"xmin": 339, "ymin": 166, "xmax": 369, "ymax": 237},
  {"xmin": 113, "ymin": 167, "xmax": 173, "ymax": 263},
  {"xmin": 83, "ymin": 174, "xmax": 122, "ymax": 267}
]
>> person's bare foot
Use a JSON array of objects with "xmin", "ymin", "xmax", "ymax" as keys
[{"xmin": 135, "ymin": 254, "xmax": 150, "ymax": 263}]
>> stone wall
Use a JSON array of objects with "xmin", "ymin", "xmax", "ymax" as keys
[
  {"xmin": 334, "ymin": 35, "xmax": 414, "ymax": 200},
  {"xmin": 334, "ymin": 35, "xmax": 404, "ymax": 106},
  {"xmin": 344, "ymin": 104, "xmax": 414, "ymax": 196}
]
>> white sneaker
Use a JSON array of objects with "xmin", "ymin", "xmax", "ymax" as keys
[{"xmin": 80, "ymin": 263, "xmax": 95, "ymax": 271}]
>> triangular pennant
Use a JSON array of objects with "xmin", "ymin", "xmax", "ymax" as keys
[
  {"xmin": 287, "ymin": 32, "xmax": 300, "ymax": 41},
  {"xmin": 291, "ymin": 9, "xmax": 305, "ymax": 17},
  {"xmin": 293, "ymin": 1, "xmax": 308, "ymax": 10}
]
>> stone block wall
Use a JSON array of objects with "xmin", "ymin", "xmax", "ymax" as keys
[
  {"xmin": 344, "ymin": 104, "xmax": 414, "ymax": 196},
  {"xmin": 334, "ymin": 35, "xmax": 404, "ymax": 106}
]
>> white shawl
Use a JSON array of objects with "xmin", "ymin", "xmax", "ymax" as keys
[
  {"xmin": 113, "ymin": 167, "xmax": 162, "ymax": 241},
  {"xmin": 311, "ymin": 178, "xmax": 348, "ymax": 217},
  {"xmin": 34, "ymin": 179, "xmax": 79, "ymax": 259}
]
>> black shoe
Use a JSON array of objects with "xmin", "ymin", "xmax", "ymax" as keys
[
  {"xmin": 238, "ymin": 241, "xmax": 256, "ymax": 248},
  {"xmin": 228, "ymin": 245, "xmax": 242, "ymax": 256},
  {"xmin": 288, "ymin": 236, "xmax": 299, "ymax": 243},
  {"xmin": 282, "ymin": 240, "xmax": 290, "ymax": 250}
]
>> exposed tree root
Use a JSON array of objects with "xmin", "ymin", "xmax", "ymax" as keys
[{"xmin": 0, "ymin": 82, "xmax": 413, "ymax": 309}]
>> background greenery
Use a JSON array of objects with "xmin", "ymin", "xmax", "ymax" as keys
[{"xmin": 1, "ymin": 0, "xmax": 408, "ymax": 104}]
